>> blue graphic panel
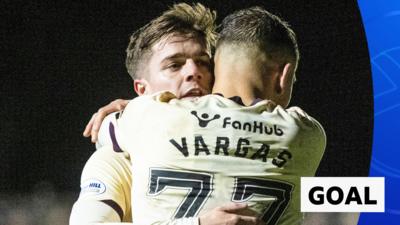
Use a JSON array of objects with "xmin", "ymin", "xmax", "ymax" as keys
[{"xmin": 358, "ymin": 1, "xmax": 400, "ymax": 224}]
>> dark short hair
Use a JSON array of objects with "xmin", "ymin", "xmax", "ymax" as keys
[
  {"xmin": 126, "ymin": 3, "xmax": 217, "ymax": 80},
  {"xmin": 217, "ymin": 6, "xmax": 299, "ymax": 69}
]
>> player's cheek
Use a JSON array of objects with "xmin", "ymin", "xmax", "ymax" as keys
[
  {"xmin": 207, "ymin": 73, "xmax": 214, "ymax": 91},
  {"xmin": 201, "ymin": 69, "xmax": 213, "ymax": 86}
]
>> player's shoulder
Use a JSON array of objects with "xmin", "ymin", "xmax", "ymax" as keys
[
  {"xmin": 286, "ymin": 107, "xmax": 323, "ymax": 129},
  {"xmin": 285, "ymin": 106, "xmax": 326, "ymax": 147}
]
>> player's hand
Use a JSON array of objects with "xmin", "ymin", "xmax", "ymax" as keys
[
  {"xmin": 199, "ymin": 203, "xmax": 262, "ymax": 225},
  {"xmin": 83, "ymin": 99, "xmax": 130, "ymax": 143}
]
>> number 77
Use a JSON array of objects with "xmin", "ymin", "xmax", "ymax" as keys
[{"xmin": 149, "ymin": 169, "xmax": 293, "ymax": 225}]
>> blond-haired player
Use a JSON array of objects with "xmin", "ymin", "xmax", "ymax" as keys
[{"xmin": 70, "ymin": 3, "xmax": 260, "ymax": 225}]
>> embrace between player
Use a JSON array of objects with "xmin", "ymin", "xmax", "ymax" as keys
[{"xmin": 70, "ymin": 3, "xmax": 325, "ymax": 225}]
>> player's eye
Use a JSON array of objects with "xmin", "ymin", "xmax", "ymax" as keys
[
  {"xmin": 196, "ymin": 59, "xmax": 211, "ymax": 68},
  {"xmin": 164, "ymin": 63, "xmax": 181, "ymax": 71}
]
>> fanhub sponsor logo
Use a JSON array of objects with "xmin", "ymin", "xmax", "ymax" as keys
[
  {"xmin": 301, "ymin": 177, "xmax": 385, "ymax": 212},
  {"xmin": 191, "ymin": 111, "xmax": 220, "ymax": 127},
  {"xmin": 223, "ymin": 117, "xmax": 283, "ymax": 136},
  {"xmin": 191, "ymin": 111, "xmax": 284, "ymax": 136}
]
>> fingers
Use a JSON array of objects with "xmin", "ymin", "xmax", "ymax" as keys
[
  {"xmin": 218, "ymin": 202, "xmax": 248, "ymax": 212},
  {"xmin": 116, "ymin": 99, "xmax": 129, "ymax": 110},
  {"xmin": 199, "ymin": 203, "xmax": 261, "ymax": 225},
  {"xmin": 83, "ymin": 99, "xmax": 130, "ymax": 142},
  {"xmin": 90, "ymin": 99, "xmax": 130, "ymax": 143},
  {"xmin": 220, "ymin": 214, "xmax": 259, "ymax": 225},
  {"xmin": 235, "ymin": 215, "xmax": 260, "ymax": 225},
  {"xmin": 83, "ymin": 113, "xmax": 96, "ymax": 137},
  {"xmin": 90, "ymin": 108, "xmax": 109, "ymax": 143},
  {"xmin": 220, "ymin": 203, "xmax": 261, "ymax": 225}
]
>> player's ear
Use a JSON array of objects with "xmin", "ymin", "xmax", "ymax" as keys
[
  {"xmin": 273, "ymin": 62, "xmax": 295, "ymax": 108},
  {"xmin": 276, "ymin": 62, "xmax": 295, "ymax": 95},
  {"xmin": 134, "ymin": 79, "xmax": 148, "ymax": 96}
]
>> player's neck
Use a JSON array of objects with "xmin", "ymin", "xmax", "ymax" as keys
[
  {"xmin": 213, "ymin": 46, "xmax": 273, "ymax": 105},
  {"xmin": 212, "ymin": 74, "xmax": 264, "ymax": 106}
]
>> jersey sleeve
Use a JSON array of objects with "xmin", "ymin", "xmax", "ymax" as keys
[{"xmin": 70, "ymin": 146, "xmax": 132, "ymax": 223}]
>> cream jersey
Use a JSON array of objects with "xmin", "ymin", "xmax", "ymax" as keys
[
  {"xmin": 105, "ymin": 92, "xmax": 326, "ymax": 225},
  {"xmin": 70, "ymin": 145, "xmax": 133, "ymax": 224}
]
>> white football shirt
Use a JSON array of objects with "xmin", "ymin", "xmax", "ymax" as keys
[{"xmin": 105, "ymin": 92, "xmax": 326, "ymax": 225}]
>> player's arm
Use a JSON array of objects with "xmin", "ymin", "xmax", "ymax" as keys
[
  {"xmin": 83, "ymin": 93, "xmax": 175, "ymax": 143},
  {"xmin": 70, "ymin": 146, "xmax": 132, "ymax": 224}
]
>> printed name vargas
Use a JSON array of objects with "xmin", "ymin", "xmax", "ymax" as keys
[{"xmin": 169, "ymin": 136, "xmax": 292, "ymax": 167}]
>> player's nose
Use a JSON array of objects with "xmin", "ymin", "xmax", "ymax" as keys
[{"xmin": 182, "ymin": 59, "xmax": 204, "ymax": 82}]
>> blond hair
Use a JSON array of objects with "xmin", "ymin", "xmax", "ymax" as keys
[{"xmin": 126, "ymin": 3, "xmax": 217, "ymax": 80}]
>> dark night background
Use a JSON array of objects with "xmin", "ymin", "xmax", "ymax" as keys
[{"xmin": 1, "ymin": 0, "xmax": 372, "ymax": 223}]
